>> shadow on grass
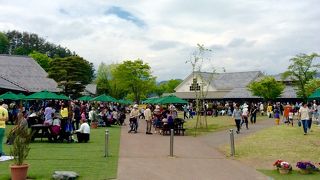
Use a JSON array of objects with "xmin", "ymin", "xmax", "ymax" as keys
[{"xmin": 258, "ymin": 169, "xmax": 320, "ymax": 180}]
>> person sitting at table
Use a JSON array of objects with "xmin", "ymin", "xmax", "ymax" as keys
[
  {"xmin": 49, "ymin": 113, "xmax": 61, "ymax": 142},
  {"xmin": 74, "ymin": 118, "xmax": 90, "ymax": 143},
  {"xmin": 6, "ymin": 112, "xmax": 28, "ymax": 145}
]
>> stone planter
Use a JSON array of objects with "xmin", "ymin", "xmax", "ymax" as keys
[
  {"xmin": 299, "ymin": 169, "xmax": 312, "ymax": 174},
  {"xmin": 279, "ymin": 168, "xmax": 290, "ymax": 174}
]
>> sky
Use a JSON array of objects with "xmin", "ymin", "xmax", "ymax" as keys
[{"xmin": 0, "ymin": 0, "xmax": 319, "ymax": 81}]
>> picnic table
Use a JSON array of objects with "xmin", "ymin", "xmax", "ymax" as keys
[
  {"xmin": 31, "ymin": 124, "xmax": 50, "ymax": 141},
  {"xmin": 161, "ymin": 118, "xmax": 186, "ymax": 136}
]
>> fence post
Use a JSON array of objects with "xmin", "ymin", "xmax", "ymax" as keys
[
  {"xmin": 105, "ymin": 129, "xmax": 109, "ymax": 157},
  {"xmin": 229, "ymin": 129, "xmax": 235, "ymax": 156},
  {"xmin": 170, "ymin": 129, "xmax": 174, "ymax": 157}
]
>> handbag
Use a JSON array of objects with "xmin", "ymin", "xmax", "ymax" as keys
[{"xmin": 298, "ymin": 120, "xmax": 301, "ymax": 127}]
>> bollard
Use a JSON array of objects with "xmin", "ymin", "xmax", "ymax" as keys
[
  {"xmin": 105, "ymin": 129, "xmax": 109, "ymax": 157},
  {"xmin": 229, "ymin": 129, "xmax": 235, "ymax": 156},
  {"xmin": 170, "ymin": 129, "xmax": 174, "ymax": 157}
]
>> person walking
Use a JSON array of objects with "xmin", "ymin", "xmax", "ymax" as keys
[
  {"xmin": 144, "ymin": 105, "xmax": 152, "ymax": 135},
  {"xmin": 267, "ymin": 103, "xmax": 273, "ymax": 118},
  {"xmin": 183, "ymin": 105, "xmax": 188, "ymax": 119},
  {"xmin": 241, "ymin": 103, "xmax": 249, "ymax": 129},
  {"xmin": 298, "ymin": 102, "xmax": 309, "ymax": 135},
  {"xmin": 250, "ymin": 103, "xmax": 258, "ymax": 124},
  {"xmin": 128, "ymin": 104, "xmax": 139, "ymax": 133},
  {"xmin": 232, "ymin": 104, "xmax": 242, "ymax": 134}
]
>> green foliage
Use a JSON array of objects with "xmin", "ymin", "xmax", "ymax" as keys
[
  {"xmin": 283, "ymin": 53, "xmax": 320, "ymax": 100},
  {"xmin": 29, "ymin": 51, "xmax": 52, "ymax": 72},
  {"xmin": 95, "ymin": 62, "xmax": 111, "ymax": 95},
  {"xmin": 155, "ymin": 79, "xmax": 182, "ymax": 96},
  {"xmin": 48, "ymin": 56, "xmax": 94, "ymax": 98},
  {"xmin": 0, "ymin": 32, "xmax": 9, "ymax": 54},
  {"xmin": 1, "ymin": 126, "xmax": 121, "ymax": 179},
  {"xmin": 4, "ymin": 30, "xmax": 75, "ymax": 57},
  {"xmin": 248, "ymin": 76, "xmax": 284, "ymax": 100},
  {"xmin": 10, "ymin": 127, "xmax": 32, "ymax": 165},
  {"xmin": 113, "ymin": 59, "xmax": 156, "ymax": 102},
  {"xmin": 305, "ymin": 79, "xmax": 320, "ymax": 97}
]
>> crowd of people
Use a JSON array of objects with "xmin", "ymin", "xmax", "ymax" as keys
[
  {"xmin": 1, "ymin": 100, "xmax": 129, "ymax": 146},
  {"xmin": 1, "ymin": 98, "xmax": 320, "ymax": 157},
  {"xmin": 128, "ymin": 104, "xmax": 181, "ymax": 135}
]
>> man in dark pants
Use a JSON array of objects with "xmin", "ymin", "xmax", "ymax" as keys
[{"xmin": 250, "ymin": 104, "xmax": 258, "ymax": 124}]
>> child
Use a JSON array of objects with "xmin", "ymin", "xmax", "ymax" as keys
[{"xmin": 288, "ymin": 109, "xmax": 294, "ymax": 126}]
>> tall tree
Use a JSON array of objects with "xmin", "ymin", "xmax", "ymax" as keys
[
  {"xmin": 0, "ymin": 32, "xmax": 9, "ymax": 54},
  {"xmin": 113, "ymin": 60, "xmax": 155, "ymax": 102},
  {"xmin": 164, "ymin": 79, "xmax": 183, "ymax": 93},
  {"xmin": 29, "ymin": 51, "xmax": 52, "ymax": 72},
  {"xmin": 153, "ymin": 79, "xmax": 182, "ymax": 97},
  {"xmin": 248, "ymin": 76, "xmax": 285, "ymax": 100},
  {"xmin": 283, "ymin": 53, "xmax": 320, "ymax": 100},
  {"xmin": 5, "ymin": 30, "xmax": 75, "ymax": 57},
  {"xmin": 48, "ymin": 56, "xmax": 94, "ymax": 98},
  {"xmin": 95, "ymin": 62, "xmax": 111, "ymax": 95}
]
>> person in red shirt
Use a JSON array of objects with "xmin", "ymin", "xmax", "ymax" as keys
[{"xmin": 283, "ymin": 103, "xmax": 292, "ymax": 124}]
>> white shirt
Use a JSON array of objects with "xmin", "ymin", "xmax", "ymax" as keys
[
  {"xmin": 144, "ymin": 108, "xmax": 152, "ymax": 121},
  {"xmin": 76, "ymin": 122, "xmax": 90, "ymax": 134},
  {"xmin": 88, "ymin": 110, "xmax": 95, "ymax": 120},
  {"xmin": 299, "ymin": 106, "xmax": 309, "ymax": 120}
]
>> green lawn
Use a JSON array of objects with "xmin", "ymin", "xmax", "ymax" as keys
[
  {"xmin": 0, "ymin": 125, "xmax": 121, "ymax": 180},
  {"xmin": 259, "ymin": 169, "xmax": 320, "ymax": 180},
  {"xmin": 184, "ymin": 115, "xmax": 265, "ymax": 136},
  {"xmin": 219, "ymin": 124, "xmax": 320, "ymax": 179}
]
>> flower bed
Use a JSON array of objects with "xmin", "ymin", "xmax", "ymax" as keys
[
  {"xmin": 273, "ymin": 160, "xmax": 292, "ymax": 174},
  {"xmin": 296, "ymin": 161, "xmax": 319, "ymax": 174}
]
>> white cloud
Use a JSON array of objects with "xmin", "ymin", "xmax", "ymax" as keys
[{"xmin": 0, "ymin": 0, "xmax": 319, "ymax": 81}]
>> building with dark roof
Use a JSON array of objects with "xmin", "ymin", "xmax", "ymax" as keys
[{"xmin": 0, "ymin": 55, "xmax": 59, "ymax": 93}]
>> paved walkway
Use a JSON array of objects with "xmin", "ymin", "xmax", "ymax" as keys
[{"xmin": 117, "ymin": 117, "xmax": 274, "ymax": 180}]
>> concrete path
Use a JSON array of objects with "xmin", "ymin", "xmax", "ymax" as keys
[{"xmin": 117, "ymin": 117, "xmax": 274, "ymax": 180}]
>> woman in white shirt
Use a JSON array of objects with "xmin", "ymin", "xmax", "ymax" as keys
[{"xmin": 299, "ymin": 102, "xmax": 309, "ymax": 135}]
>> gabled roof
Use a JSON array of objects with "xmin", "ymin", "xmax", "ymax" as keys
[
  {"xmin": 0, "ymin": 55, "xmax": 59, "ymax": 92},
  {"xmin": 224, "ymin": 86, "xmax": 297, "ymax": 99},
  {"xmin": 211, "ymin": 71, "xmax": 262, "ymax": 90},
  {"xmin": 175, "ymin": 71, "xmax": 262, "ymax": 92},
  {"xmin": 84, "ymin": 84, "xmax": 97, "ymax": 95}
]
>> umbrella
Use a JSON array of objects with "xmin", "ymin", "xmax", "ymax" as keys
[
  {"xmin": 57, "ymin": 94, "xmax": 70, "ymax": 100},
  {"xmin": 309, "ymin": 89, "xmax": 320, "ymax": 99},
  {"xmin": 25, "ymin": 90, "xmax": 60, "ymax": 100},
  {"xmin": 91, "ymin": 94, "xmax": 118, "ymax": 102},
  {"xmin": 78, "ymin": 95, "xmax": 92, "ymax": 101},
  {"xmin": 142, "ymin": 97, "xmax": 159, "ymax": 104},
  {"xmin": 118, "ymin": 99, "xmax": 132, "ymax": 104},
  {"xmin": 157, "ymin": 95, "xmax": 188, "ymax": 104},
  {"xmin": 16, "ymin": 93, "xmax": 27, "ymax": 100},
  {"xmin": 0, "ymin": 92, "xmax": 19, "ymax": 100}
]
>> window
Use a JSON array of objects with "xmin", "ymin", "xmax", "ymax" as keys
[{"xmin": 190, "ymin": 78, "xmax": 200, "ymax": 91}]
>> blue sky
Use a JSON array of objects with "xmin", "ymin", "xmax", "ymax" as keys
[{"xmin": 0, "ymin": 0, "xmax": 319, "ymax": 81}]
